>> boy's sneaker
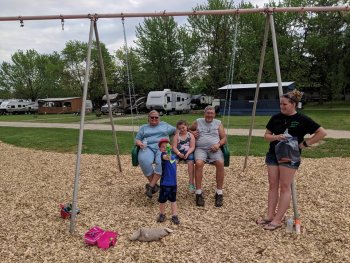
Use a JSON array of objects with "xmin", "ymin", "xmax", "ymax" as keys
[
  {"xmin": 196, "ymin": 194, "xmax": 205, "ymax": 207},
  {"xmin": 215, "ymin": 193, "xmax": 223, "ymax": 207},
  {"xmin": 157, "ymin": 214, "xmax": 166, "ymax": 223},
  {"xmin": 171, "ymin": 215, "xmax": 180, "ymax": 225},
  {"xmin": 188, "ymin": 184, "xmax": 196, "ymax": 193}
]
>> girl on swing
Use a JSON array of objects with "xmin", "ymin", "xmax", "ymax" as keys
[{"xmin": 172, "ymin": 120, "xmax": 196, "ymax": 193}]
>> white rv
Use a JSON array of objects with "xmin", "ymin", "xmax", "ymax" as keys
[
  {"xmin": 6, "ymin": 100, "xmax": 33, "ymax": 114},
  {"xmin": 25, "ymin": 101, "xmax": 39, "ymax": 113},
  {"xmin": 146, "ymin": 89, "xmax": 191, "ymax": 114},
  {"xmin": 0, "ymin": 100, "xmax": 11, "ymax": 114}
]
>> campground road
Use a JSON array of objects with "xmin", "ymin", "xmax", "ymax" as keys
[{"xmin": 0, "ymin": 121, "xmax": 349, "ymax": 139}]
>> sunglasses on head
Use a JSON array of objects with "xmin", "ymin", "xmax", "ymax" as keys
[{"xmin": 149, "ymin": 116, "xmax": 159, "ymax": 119}]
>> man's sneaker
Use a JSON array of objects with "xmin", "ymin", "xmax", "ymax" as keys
[
  {"xmin": 171, "ymin": 215, "xmax": 180, "ymax": 225},
  {"xmin": 196, "ymin": 194, "xmax": 205, "ymax": 207},
  {"xmin": 215, "ymin": 193, "xmax": 223, "ymax": 207},
  {"xmin": 145, "ymin": 184, "xmax": 154, "ymax": 198},
  {"xmin": 157, "ymin": 214, "xmax": 166, "ymax": 223},
  {"xmin": 188, "ymin": 184, "xmax": 196, "ymax": 193}
]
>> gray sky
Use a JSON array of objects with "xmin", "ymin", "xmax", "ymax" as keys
[{"xmin": 0, "ymin": 0, "xmax": 267, "ymax": 63}]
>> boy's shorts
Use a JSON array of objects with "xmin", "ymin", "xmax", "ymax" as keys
[
  {"xmin": 158, "ymin": 185, "xmax": 177, "ymax": 203},
  {"xmin": 265, "ymin": 152, "xmax": 301, "ymax": 170}
]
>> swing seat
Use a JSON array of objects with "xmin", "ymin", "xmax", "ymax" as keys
[
  {"xmin": 131, "ymin": 144, "xmax": 230, "ymax": 167},
  {"xmin": 131, "ymin": 145, "xmax": 139, "ymax": 167},
  {"xmin": 221, "ymin": 144, "xmax": 230, "ymax": 167}
]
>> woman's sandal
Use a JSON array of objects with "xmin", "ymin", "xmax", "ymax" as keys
[
  {"xmin": 256, "ymin": 218, "xmax": 272, "ymax": 225},
  {"xmin": 263, "ymin": 223, "xmax": 282, "ymax": 231}
]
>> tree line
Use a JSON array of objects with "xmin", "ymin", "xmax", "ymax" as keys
[{"xmin": 0, "ymin": 0, "xmax": 349, "ymax": 104}]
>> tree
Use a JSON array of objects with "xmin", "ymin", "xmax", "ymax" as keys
[
  {"xmin": 188, "ymin": 0, "xmax": 237, "ymax": 96},
  {"xmin": 304, "ymin": 0, "xmax": 347, "ymax": 102},
  {"xmin": 0, "ymin": 50, "xmax": 64, "ymax": 100},
  {"xmin": 114, "ymin": 47, "xmax": 147, "ymax": 95},
  {"xmin": 61, "ymin": 40, "xmax": 116, "ymax": 102},
  {"xmin": 135, "ymin": 16, "xmax": 187, "ymax": 92}
]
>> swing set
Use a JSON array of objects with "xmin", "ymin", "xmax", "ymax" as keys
[{"xmin": 1, "ymin": 5, "xmax": 348, "ymax": 233}]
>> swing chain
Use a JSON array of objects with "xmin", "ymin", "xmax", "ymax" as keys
[
  {"xmin": 19, "ymin": 17, "xmax": 24, "ymax": 27},
  {"xmin": 61, "ymin": 15, "xmax": 64, "ymax": 30}
]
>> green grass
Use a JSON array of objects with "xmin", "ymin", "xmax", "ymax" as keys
[
  {"xmin": 303, "ymin": 101, "xmax": 350, "ymax": 109},
  {"xmin": 0, "ymin": 127, "xmax": 348, "ymax": 157},
  {"xmin": 1, "ymin": 102, "xmax": 349, "ymax": 130},
  {"xmin": 0, "ymin": 113, "xmax": 99, "ymax": 123},
  {"xmin": 298, "ymin": 109, "xmax": 350, "ymax": 130},
  {"xmin": 111, "ymin": 109, "xmax": 350, "ymax": 131}
]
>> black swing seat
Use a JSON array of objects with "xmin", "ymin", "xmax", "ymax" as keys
[{"xmin": 131, "ymin": 144, "xmax": 230, "ymax": 167}]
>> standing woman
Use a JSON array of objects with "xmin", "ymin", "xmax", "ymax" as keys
[{"xmin": 257, "ymin": 89, "xmax": 327, "ymax": 230}]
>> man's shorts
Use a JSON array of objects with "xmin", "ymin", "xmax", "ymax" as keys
[
  {"xmin": 158, "ymin": 185, "xmax": 177, "ymax": 203},
  {"xmin": 265, "ymin": 152, "xmax": 301, "ymax": 170},
  {"xmin": 194, "ymin": 148, "xmax": 224, "ymax": 163}
]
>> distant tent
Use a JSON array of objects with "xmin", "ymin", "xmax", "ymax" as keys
[{"xmin": 218, "ymin": 82, "xmax": 295, "ymax": 116}]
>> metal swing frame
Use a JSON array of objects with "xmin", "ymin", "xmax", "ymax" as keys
[{"xmin": 2, "ymin": 5, "xmax": 348, "ymax": 233}]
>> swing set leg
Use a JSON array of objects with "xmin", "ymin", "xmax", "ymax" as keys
[{"xmin": 291, "ymin": 180, "xmax": 301, "ymax": 234}]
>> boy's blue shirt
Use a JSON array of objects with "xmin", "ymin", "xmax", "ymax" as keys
[{"xmin": 160, "ymin": 152, "xmax": 177, "ymax": 186}]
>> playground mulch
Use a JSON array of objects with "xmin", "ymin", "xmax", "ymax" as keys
[{"xmin": 0, "ymin": 141, "xmax": 349, "ymax": 262}]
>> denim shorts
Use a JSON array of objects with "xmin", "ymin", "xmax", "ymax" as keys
[
  {"xmin": 158, "ymin": 185, "xmax": 177, "ymax": 203},
  {"xmin": 138, "ymin": 147, "xmax": 162, "ymax": 177},
  {"xmin": 175, "ymin": 151, "xmax": 194, "ymax": 163},
  {"xmin": 265, "ymin": 152, "xmax": 301, "ymax": 170}
]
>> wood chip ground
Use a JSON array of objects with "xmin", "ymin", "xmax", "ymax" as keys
[{"xmin": 0, "ymin": 141, "xmax": 349, "ymax": 262}]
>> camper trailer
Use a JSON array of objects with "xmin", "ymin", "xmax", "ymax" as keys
[
  {"xmin": 191, "ymin": 94, "xmax": 214, "ymax": 109},
  {"xmin": 25, "ymin": 101, "xmax": 39, "ymax": 114},
  {"xmin": 38, "ymin": 97, "xmax": 91, "ymax": 114},
  {"xmin": 146, "ymin": 89, "xmax": 191, "ymax": 115},
  {"xmin": 101, "ymin": 94, "xmax": 146, "ymax": 115},
  {"xmin": 124, "ymin": 96, "xmax": 147, "ymax": 113},
  {"xmin": 6, "ymin": 100, "xmax": 33, "ymax": 114},
  {"xmin": 0, "ymin": 100, "xmax": 14, "ymax": 114}
]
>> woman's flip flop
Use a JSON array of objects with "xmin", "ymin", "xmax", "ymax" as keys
[
  {"xmin": 263, "ymin": 223, "xmax": 282, "ymax": 231},
  {"xmin": 256, "ymin": 218, "xmax": 272, "ymax": 225}
]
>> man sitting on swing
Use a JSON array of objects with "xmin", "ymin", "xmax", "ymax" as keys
[
  {"xmin": 189, "ymin": 106, "xmax": 227, "ymax": 207},
  {"xmin": 135, "ymin": 110, "xmax": 176, "ymax": 198}
]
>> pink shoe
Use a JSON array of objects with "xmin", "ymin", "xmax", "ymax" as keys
[
  {"xmin": 97, "ymin": 231, "xmax": 118, "ymax": 249},
  {"xmin": 84, "ymin": 226, "xmax": 105, "ymax": 246}
]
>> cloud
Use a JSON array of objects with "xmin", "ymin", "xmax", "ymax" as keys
[{"xmin": 0, "ymin": 0, "xmax": 268, "ymax": 63}]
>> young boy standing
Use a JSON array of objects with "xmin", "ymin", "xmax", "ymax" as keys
[{"xmin": 157, "ymin": 138, "xmax": 180, "ymax": 225}]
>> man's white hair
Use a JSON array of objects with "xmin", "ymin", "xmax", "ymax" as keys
[{"xmin": 204, "ymin": 105, "xmax": 215, "ymax": 112}]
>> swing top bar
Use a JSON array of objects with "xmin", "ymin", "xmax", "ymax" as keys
[{"xmin": 0, "ymin": 6, "xmax": 349, "ymax": 22}]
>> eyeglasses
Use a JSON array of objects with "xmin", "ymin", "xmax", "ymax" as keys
[{"xmin": 149, "ymin": 116, "xmax": 159, "ymax": 119}]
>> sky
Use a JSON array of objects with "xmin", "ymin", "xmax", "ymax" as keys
[{"xmin": 0, "ymin": 0, "xmax": 268, "ymax": 63}]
